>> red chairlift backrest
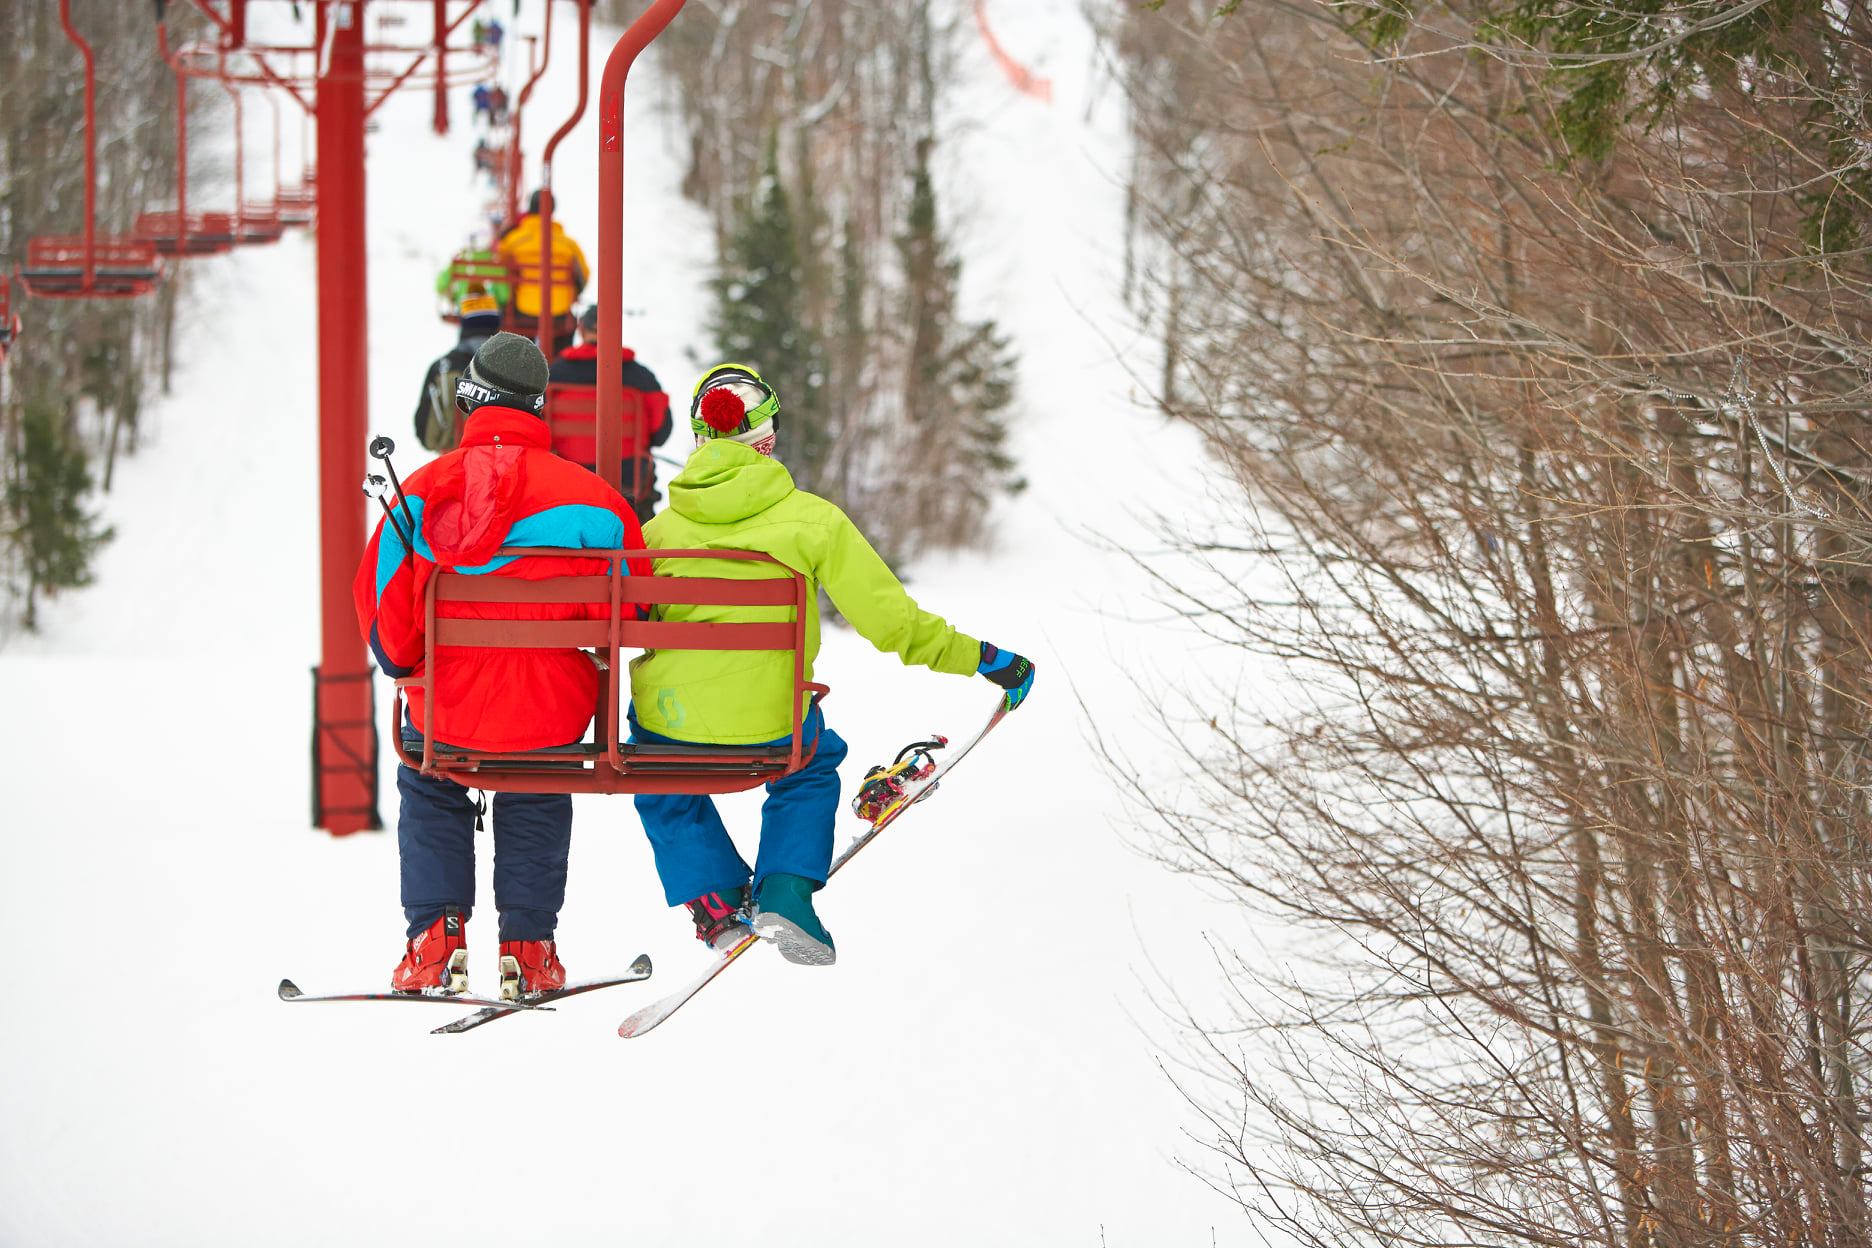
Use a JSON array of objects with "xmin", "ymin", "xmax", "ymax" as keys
[
  {"xmin": 438, "ymin": 252, "xmax": 513, "ymax": 321},
  {"xmin": 544, "ymin": 383, "xmax": 650, "ymax": 501},
  {"xmin": 395, "ymin": 547, "xmax": 823, "ymax": 796}
]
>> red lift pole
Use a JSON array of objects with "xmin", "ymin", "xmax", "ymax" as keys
[
  {"xmin": 596, "ymin": 0, "xmax": 687, "ymax": 495},
  {"xmin": 312, "ymin": 0, "xmax": 379, "ymax": 835},
  {"xmin": 432, "ymin": 0, "xmax": 449, "ymax": 135},
  {"xmin": 534, "ymin": 0, "xmax": 591, "ymax": 356}
]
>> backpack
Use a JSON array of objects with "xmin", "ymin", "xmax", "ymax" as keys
[{"xmin": 419, "ymin": 362, "xmax": 465, "ymax": 452}]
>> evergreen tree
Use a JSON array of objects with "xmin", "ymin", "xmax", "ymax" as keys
[
  {"xmin": 894, "ymin": 141, "xmax": 1023, "ymax": 552},
  {"xmin": 710, "ymin": 134, "xmax": 830, "ymax": 492},
  {"xmin": 4, "ymin": 402, "xmax": 113, "ymax": 632}
]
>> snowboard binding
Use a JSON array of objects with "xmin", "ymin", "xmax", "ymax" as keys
[{"xmin": 851, "ymin": 735, "xmax": 949, "ymax": 824}]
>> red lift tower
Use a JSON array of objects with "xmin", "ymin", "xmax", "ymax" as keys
[{"xmin": 179, "ymin": 1, "xmax": 497, "ymax": 834}]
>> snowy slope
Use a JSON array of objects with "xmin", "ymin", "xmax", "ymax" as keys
[{"xmin": 0, "ymin": 3, "xmax": 1261, "ymax": 1244}]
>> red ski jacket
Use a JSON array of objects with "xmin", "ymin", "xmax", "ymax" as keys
[{"xmin": 353, "ymin": 407, "xmax": 649, "ymax": 751}]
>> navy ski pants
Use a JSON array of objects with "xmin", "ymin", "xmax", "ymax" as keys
[
  {"xmin": 628, "ymin": 705, "xmax": 847, "ymax": 907},
  {"xmin": 396, "ymin": 746, "xmax": 571, "ymax": 942}
]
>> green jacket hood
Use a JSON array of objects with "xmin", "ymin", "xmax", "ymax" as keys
[{"xmin": 667, "ymin": 439, "xmax": 795, "ymax": 526}]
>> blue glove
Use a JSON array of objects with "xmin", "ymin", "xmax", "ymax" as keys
[{"xmin": 978, "ymin": 642, "xmax": 1035, "ymax": 710}]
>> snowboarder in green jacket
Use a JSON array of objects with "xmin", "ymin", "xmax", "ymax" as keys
[{"xmin": 628, "ymin": 362, "xmax": 1036, "ymax": 965}]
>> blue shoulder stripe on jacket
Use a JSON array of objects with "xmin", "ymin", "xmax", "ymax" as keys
[
  {"xmin": 373, "ymin": 496, "xmax": 431, "ymax": 600},
  {"xmin": 451, "ymin": 503, "xmax": 629, "ymax": 575}
]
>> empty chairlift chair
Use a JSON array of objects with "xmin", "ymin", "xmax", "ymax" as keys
[
  {"xmin": 19, "ymin": 0, "xmax": 163, "ymax": 300},
  {"xmin": 392, "ymin": 548, "xmax": 829, "ymax": 796}
]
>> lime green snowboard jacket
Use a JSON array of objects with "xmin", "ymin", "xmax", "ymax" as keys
[{"xmin": 629, "ymin": 439, "xmax": 982, "ymax": 744}]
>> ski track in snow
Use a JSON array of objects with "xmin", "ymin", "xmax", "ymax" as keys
[{"xmin": 0, "ymin": 3, "xmax": 1273, "ymax": 1244}]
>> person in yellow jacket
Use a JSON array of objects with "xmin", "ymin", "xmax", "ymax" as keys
[
  {"xmin": 628, "ymin": 363, "xmax": 1036, "ymax": 966},
  {"xmin": 494, "ymin": 190, "xmax": 589, "ymax": 350}
]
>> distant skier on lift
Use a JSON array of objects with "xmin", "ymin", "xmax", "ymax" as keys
[
  {"xmin": 627, "ymin": 364, "xmax": 1036, "ymax": 965},
  {"xmin": 495, "ymin": 189, "xmax": 589, "ymax": 352},
  {"xmin": 547, "ymin": 303, "xmax": 673, "ymax": 520},
  {"xmin": 413, "ymin": 291, "xmax": 502, "ymax": 452},
  {"xmin": 356, "ymin": 332, "xmax": 649, "ymax": 1000}
]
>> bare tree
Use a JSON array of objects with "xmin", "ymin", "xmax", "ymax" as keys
[{"xmin": 1105, "ymin": 2, "xmax": 1872, "ymax": 1243}]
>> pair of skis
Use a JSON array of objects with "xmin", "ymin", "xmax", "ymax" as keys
[
  {"xmin": 278, "ymin": 954, "xmax": 654, "ymax": 1034},
  {"xmin": 616, "ymin": 698, "xmax": 1007, "ymax": 1038},
  {"xmin": 280, "ymin": 696, "xmax": 1007, "ymax": 1037}
]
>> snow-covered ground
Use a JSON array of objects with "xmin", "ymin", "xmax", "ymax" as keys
[{"xmin": 0, "ymin": 3, "xmax": 1260, "ymax": 1243}]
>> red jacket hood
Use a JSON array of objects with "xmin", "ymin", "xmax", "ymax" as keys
[
  {"xmin": 558, "ymin": 342, "xmax": 635, "ymax": 363},
  {"xmin": 423, "ymin": 407, "xmax": 549, "ymax": 567}
]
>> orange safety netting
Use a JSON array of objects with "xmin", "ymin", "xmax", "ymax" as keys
[{"xmin": 974, "ymin": 0, "xmax": 1051, "ymax": 103}]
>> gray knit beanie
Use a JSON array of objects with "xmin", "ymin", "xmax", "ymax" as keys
[{"xmin": 455, "ymin": 330, "xmax": 549, "ymax": 416}]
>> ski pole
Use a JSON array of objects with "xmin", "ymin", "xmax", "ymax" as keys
[
  {"xmin": 362, "ymin": 475, "xmax": 415, "ymax": 552},
  {"xmin": 368, "ymin": 435, "xmax": 419, "ymax": 541}
]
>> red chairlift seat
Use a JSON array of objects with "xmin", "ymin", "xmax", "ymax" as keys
[
  {"xmin": 275, "ymin": 185, "xmax": 316, "ymax": 227},
  {"xmin": 237, "ymin": 202, "xmax": 286, "ymax": 245},
  {"xmin": 393, "ymin": 548, "xmax": 828, "ymax": 795},
  {"xmin": 17, "ymin": 237, "xmax": 161, "ymax": 299},
  {"xmin": 133, "ymin": 210, "xmax": 240, "ymax": 257},
  {"xmin": 545, "ymin": 383, "xmax": 652, "ymax": 504}
]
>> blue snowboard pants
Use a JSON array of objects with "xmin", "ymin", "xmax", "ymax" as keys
[
  {"xmin": 396, "ymin": 733, "xmax": 571, "ymax": 941},
  {"xmin": 628, "ymin": 705, "xmax": 848, "ymax": 907}
]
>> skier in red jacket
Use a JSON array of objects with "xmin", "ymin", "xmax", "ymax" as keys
[{"xmin": 354, "ymin": 332, "xmax": 648, "ymax": 1000}]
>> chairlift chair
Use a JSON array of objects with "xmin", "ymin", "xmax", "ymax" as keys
[
  {"xmin": 274, "ymin": 186, "xmax": 316, "ymax": 227},
  {"xmin": 438, "ymin": 251, "xmax": 514, "ymax": 321},
  {"xmin": 392, "ymin": 548, "xmax": 829, "ymax": 796},
  {"xmin": 18, "ymin": 0, "xmax": 166, "ymax": 300},
  {"xmin": 135, "ymin": 210, "xmax": 241, "ymax": 257},
  {"xmin": 237, "ymin": 201, "xmax": 287, "ymax": 245},
  {"xmin": 545, "ymin": 383, "xmax": 652, "ymax": 506},
  {"xmin": 19, "ymin": 238, "xmax": 162, "ymax": 300}
]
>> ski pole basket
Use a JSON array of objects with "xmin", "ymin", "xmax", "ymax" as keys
[{"xmin": 391, "ymin": 547, "xmax": 829, "ymax": 795}]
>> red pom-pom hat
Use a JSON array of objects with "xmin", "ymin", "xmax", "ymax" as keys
[{"xmin": 699, "ymin": 386, "xmax": 748, "ymax": 433}]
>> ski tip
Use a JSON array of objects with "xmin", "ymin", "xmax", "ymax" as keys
[
  {"xmin": 630, "ymin": 953, "xmax": 653, "ymax": 978},
  {"xmin": 617, "ymin": 1014, "xmax": 646, "ymax": 1039},
  {"xmin": 278, "ymin": 979, "xmax": 303, "ymax": 1001}
]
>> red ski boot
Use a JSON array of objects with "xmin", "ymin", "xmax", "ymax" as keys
[
  {"xmin": 498, "ymin": 940, "xmax": 567, "ymax": 1000},
  {"xmin": 391, "ymin": 908, "xmax": 470, "ymax": 995}
]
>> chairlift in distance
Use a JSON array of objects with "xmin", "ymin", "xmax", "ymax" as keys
[{"xmin": 17, "ymin": 0, "xmax": 164, "ymax": 300}]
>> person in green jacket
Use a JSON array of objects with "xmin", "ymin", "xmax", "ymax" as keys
[
  {"xmin": 628, "ymin": 362, "xmax": 1036, "ymax": 965},
  {"xmin": 435, "ymin": 246, "xmax": 512, "ymax": 310}
]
